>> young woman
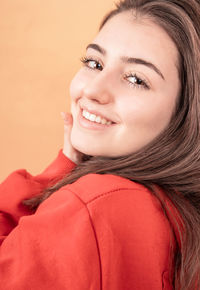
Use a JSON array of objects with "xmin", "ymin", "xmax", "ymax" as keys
[{"xmin": 0, "ymin": 0, "xmax": 200, "ymax": 289}]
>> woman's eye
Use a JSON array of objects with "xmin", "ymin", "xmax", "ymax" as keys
[
  {"xmin": 80, "ymin": 56, "xmax": 103, "ymax": 71},
  {"xmin": 80, "ymin": 56, "xmax": 150, "ymax": 90},
  {"xmin": 125, "ymin": 74, "xmax": 150, "ymax": 90}
]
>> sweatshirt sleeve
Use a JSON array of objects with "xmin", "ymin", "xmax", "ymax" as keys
[
  {"xmin": 0, "ymin": 149, "xmax": 76, "ymax": 244},
  {"xmin": 0, "ymin": 186, "xmax": 101, "ymax": 290},
  {"xmin": 86, "ymin": 186, "xmax": 176, "ymax": 290}
]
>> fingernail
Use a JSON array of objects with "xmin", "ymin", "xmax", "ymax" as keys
[
  {"xmin": 60, "ymin": 112, "xmax": 65, "ymax": 119},
  {"xmin": 61, "ymin": 112, "xmax": 71, "ymax": 125}
]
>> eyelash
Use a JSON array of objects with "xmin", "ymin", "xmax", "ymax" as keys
[{"xmin": 80, "ymin": 56, "xmax": 150, "ymax": 90}]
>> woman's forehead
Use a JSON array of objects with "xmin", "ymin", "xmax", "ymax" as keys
[{"xmin": 90, "ymin": 12, "xmax": 179, "ymax": 77}]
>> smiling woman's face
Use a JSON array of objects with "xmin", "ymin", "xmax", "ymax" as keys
[{"xmin": 69, "ymin": 11, "xmax": 180, "ymax": 157}]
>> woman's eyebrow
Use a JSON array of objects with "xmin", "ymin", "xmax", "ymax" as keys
[{"xmin": 86, "ymin": 43, "xmax": 165, "ymax": 81}]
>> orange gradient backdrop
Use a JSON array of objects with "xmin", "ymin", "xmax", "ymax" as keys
[{"xmin": 0, "ymin": 0, "xmax": 115, "ymax": 181}]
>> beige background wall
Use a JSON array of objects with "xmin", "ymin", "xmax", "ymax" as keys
[{"xmin": 0, "ymin": 0, "xmax": 115, "ymax": 181}]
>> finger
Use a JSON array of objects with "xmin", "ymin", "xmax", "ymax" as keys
[{"xmin": 60, "ymin": 112, "xmax": 73, "ymax": 127}]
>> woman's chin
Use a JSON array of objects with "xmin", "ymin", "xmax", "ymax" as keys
[{"xmin": 70, "ymin": 137, "xmax": 96, "ymax": 157}]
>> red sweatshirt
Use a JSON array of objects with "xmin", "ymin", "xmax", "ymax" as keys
[{"xmin": 0, "ymin": 149, "xmax": 183, "ymax": 290}]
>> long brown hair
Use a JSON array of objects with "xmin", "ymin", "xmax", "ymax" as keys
[{"xmin": 23, "ymin": 0, "xmax": 200, "ymax": 289}]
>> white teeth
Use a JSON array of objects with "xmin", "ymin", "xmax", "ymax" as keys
[
  {"xmin": 85, "ymin": 111, "xmax": 90, "ymax": 119},
  {"xmin": 89, "ymin": 114, "xmax": 96, "ymax": 122},
  {"xmin": 82, "ymin": 109, "xmax": 113, "ymax": 125},
  {"xmin": 101, "ymin": 118, "xmax": 107, "ymax": 125},
  {"xmin": 95, "ymin": 116, "xmax": 101, "ymax": 123}
]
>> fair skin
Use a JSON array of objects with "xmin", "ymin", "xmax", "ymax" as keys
[{"xmin": 61, "ymin": 11, "xmax": 180, "ymax": 163}]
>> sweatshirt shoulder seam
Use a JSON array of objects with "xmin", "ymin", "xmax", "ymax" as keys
[
  {"xmin": 66, "ymin": 187, "xmax": 103, "ymax": 289},
  {"xmin": 88, "ymin": 187, "xmax": 149, "ymax": 205},
  {"xmin": 68, "ymin": 186, "xmax": 150, "ymax": 206}
]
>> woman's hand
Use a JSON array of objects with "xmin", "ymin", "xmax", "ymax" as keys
[{"xmin": 60, "ymin": 112, "xmax": 84, "ymax": 164}]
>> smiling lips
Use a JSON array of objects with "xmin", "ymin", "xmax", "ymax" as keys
[{"xmin": 82, "ymin": 109, "xmax": 113, "ymax": 125}]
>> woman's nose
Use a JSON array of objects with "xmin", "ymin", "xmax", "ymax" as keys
[{"xmin": 82, "ymin": 71, "xmax": 114, "ymax": 104}]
